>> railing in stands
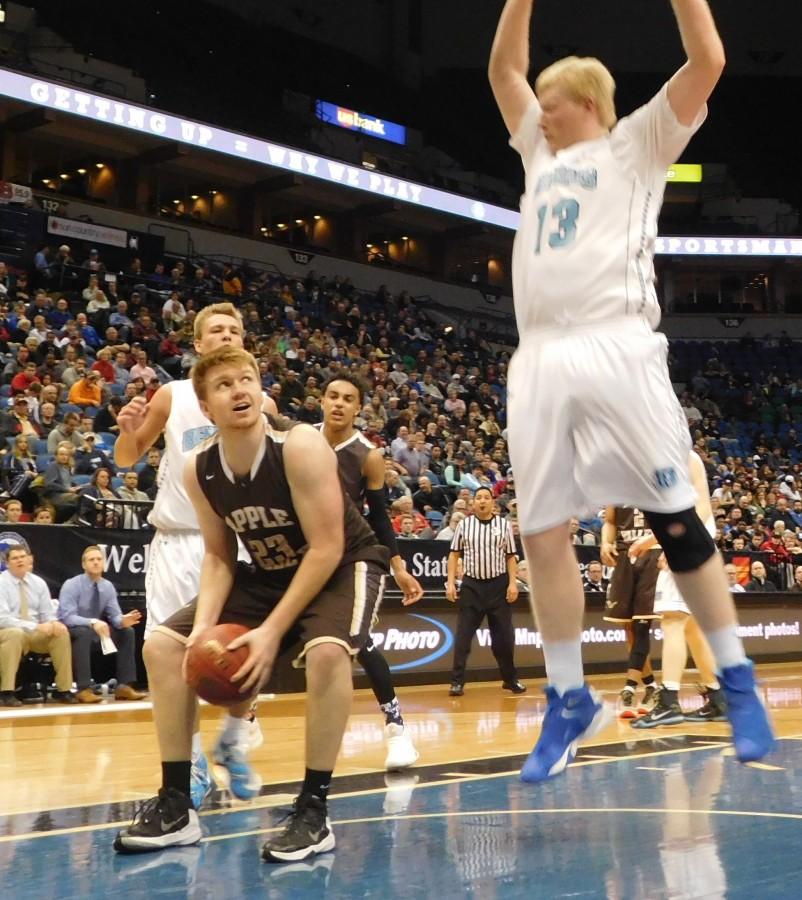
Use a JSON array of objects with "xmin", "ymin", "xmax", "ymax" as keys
[{"xmin": 147, "ymin": 223, "xmax": 195, "ymax": 259}]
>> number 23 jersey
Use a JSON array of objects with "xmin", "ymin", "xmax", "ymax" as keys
[
  {"xmin": 195, "ymin": 420, "xmax": 389, "ymax": 589},
  {"xmin": 510, "ymin": 82, "xmax": 705, "ymax": 335}
]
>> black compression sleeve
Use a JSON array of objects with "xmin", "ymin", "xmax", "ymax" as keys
[{"xmin": 365, "ymin": 488, "xmax": 400, "ymax": 557}]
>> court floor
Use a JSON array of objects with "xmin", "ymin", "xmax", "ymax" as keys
[{"xmin": 3, "ymin": 664, "xmax": 802, "ymax": 898}]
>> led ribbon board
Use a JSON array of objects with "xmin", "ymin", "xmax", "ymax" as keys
[{"xmin": 1, "ymin": 66, "xmax": 799, "ymax": 254}]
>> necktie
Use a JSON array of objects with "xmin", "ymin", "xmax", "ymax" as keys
[
  {"xmin": 19, "ymin": 580, "xmax": 30, "ymax": 621},
  {"xmin": 90, "ymin": 582, "xmax": 102, "ymax": 619}
]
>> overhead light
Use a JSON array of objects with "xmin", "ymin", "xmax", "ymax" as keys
[
  {"xmin": 444, "ymin": 326, "xmax": 453, "ymax": 334},
  {"xmin": 295, "ymin": 218, "xmax": 303, "ymax": 225},
  {"xmin": 209, "ymin": 189, "xmax": 218, "ymax": 195},
  {"xmin": 41, "ymin": 178, "xmax": 51, "ymax": 185},
  {"xmin": 172, "ymin": 199, "xmax": 180, "ymax": 204},
  {"xmin": 277, "ymin": 223, "xmax": 286, "ymax": 229},
  {"xmin": 366, "ymin": 243, "xmax": 373, "ymax": 249},
  {"xmin": 401, "ymin": 235, "xmax": 409, "ymax": 241},
  {"xmin": 95, "ymin": 162, "xmax": 105, "ymax": 169},
  {"xmin": 76, "ymin": 168, "xmax": 87, "ymax": 175},
  {"xmin": 313, "ymin": 214, "xmax": 321, "ymax": 220},
  {"xmin": 190, "ymin": 194, "xmax": 199, "ymax": 200},
  {"xmin": 260, "ymin": 226, "xmax": 268, "ymax": 233},
  {"xmin": 59, "ymin": 173, "xmax": 69, "ymax": 180}
]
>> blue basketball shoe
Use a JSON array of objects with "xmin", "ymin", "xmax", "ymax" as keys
[
  {"xmin": 719, "ymin": 661, "xmax": 776, "ymax": 762},
  {"xmin": 212, "ymin": 738, "xmax": 261, "ymax": 800},
  {"xmin": 190, "ymin": 752, "xmax": 213, "ymax": 811},
  {"xmin": 521, "ymin": 685, "xmax": 613, "ymax": 783}
]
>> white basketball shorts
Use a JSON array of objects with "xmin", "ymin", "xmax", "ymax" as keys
[
  {"xmin": 144, "ymin": 530, "xmax": 205, "ymax": 637},
  {"xmin": 507, "ymin": 317, "xmax": 695, "ymax": 535},
  {"xmin": 653, "ymin": 568, "xmax": 690, "ymax": 616}
]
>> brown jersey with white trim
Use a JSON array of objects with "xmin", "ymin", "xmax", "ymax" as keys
[
  {"xmin": 613, "ymin": 507, "xmax": 651, "ymax": 551},
  {"xmin": 196, "ymin": 421, "xmax": 388, "ymax": 589}
]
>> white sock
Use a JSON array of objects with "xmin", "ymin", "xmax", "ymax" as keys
[
  {"xmin": 191, "ymin": 732, "xmax": 202, "ymax": 762},
  {"xmin": 220, "ymin": 714, "xmax": 248, "ymax": 746},
  {"xmin": 542, "ymin": 639, "xmax": 584, "ymax": 696},
  {"xmin": 704, "ymin": 626, "xmax": 747, "ymax": 670},
  {"xmin": 662, "ymin": 681, "xmax": 680, "ymax": 692}
]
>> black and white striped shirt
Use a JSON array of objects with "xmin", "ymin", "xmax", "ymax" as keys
[{"xmin": 450, "ymin": 515, "xmax": 517, "ymax": 580}]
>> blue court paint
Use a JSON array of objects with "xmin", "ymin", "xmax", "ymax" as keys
[{"xmin": 4, "ymin": 741, "xmax": 802, "ymax": 898}]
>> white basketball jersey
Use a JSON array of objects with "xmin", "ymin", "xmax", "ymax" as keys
[
  {"xmin": 149, "ymin": 380, "xmax": 217, "ymax": 531},
  {"xmin": 510, "ymin": 83, "xmax": 705, "ymax": 335}
]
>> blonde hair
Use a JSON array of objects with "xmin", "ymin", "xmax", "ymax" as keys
[
  {"xmin": 82, "ymin": 544, "xmax": 105, "ymax": 563},
  {"xmin": 535, "ymin": 56, "xmax": 617, "ymax": 130},
  {"xmin": 193, "ymin": 302, "xmax": 243, "ymax": 341},
  {"xmin": 191, "ymin": 345, "xmax": 260, "ymax": 402}
]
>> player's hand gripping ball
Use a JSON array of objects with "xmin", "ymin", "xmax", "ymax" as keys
[{"xmin": 185, "ymin": 623, "xmax": 251, "ymax": 706}]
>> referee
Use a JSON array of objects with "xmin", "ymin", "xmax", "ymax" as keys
[{"xmin": 446, "ymin": 487, "xmax": 526, "ymax": 696}]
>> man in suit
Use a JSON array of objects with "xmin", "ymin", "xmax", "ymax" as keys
[
  {"xmin": 58, "ymin": 545, "xmax": 146, "ymax": 703},
  {"xmin": 0, "ymin": 546, "xmax": 76, "ymax": 706}
]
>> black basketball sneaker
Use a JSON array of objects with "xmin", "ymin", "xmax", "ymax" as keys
[
  {"xmin": 631, "ymin": 696, "xmax": 684, "ymax": 728},
  {"xmin": 114, "ymin": 788, "xmax": 201, "ymax": 853},
  {"xmin": 685, "ymin": 686, "xmax": 728, "ymax": 722},
  {"xmin": 262, "ymin": 793, "xmax": 335, "ymax": 863}
]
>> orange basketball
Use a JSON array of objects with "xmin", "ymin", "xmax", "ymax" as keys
[{"xmin": 184, "ymin": 623, "xmax": 251, "ymax": 707}]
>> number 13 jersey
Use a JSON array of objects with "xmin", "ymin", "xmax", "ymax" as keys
[{"xmin": 510, "ymin": 83, "xmax": 705, "ymax": 335}]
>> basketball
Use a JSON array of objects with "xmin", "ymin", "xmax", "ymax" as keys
[{"xmin": 184, "ymin": 624, "xmax": 251, "ymax": 707}]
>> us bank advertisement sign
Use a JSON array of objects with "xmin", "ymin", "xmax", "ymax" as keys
[{"xmin": 315, "ymin": 100, "xmax": 407, "ymax": 146}]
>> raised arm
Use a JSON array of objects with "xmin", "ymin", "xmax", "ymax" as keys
[
  {"xmin": 667, "ymin": 0, "xmax": 726, "ymax": 126},
  {"xmin": 488, "ymin": 0, "xmax": 537, "ymax": 136},
  {"xmin": 115, "ymin": 383, "xmax": 171, "ymax": 466}
]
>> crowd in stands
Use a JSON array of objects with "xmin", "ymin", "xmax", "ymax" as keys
[{"xmin": 3, "ymin": 240, "xmax": 802, "ymax": 589}]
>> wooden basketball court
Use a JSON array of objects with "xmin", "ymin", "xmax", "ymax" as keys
[{"xmin": 3, "ymin": 663, "xmax": 802, "ymax": 897}]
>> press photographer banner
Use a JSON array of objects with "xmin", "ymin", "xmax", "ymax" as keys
[{"xmin": 360, "ymin": 602, "xmax": 802, "ymax": 677}]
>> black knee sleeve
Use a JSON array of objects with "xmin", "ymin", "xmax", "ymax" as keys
[
  {"xmin": 627, "ymin": 618, "xmax": 651, "ymax": 672},
  {"xmin": 643, "ymin": 507, "xmax": 716, "ymax": 573},
  {"xmin": 357, "ymin": 642, "xmax": 397, "ymax": 706}
]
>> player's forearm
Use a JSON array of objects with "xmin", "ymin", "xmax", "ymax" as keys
[
  {"xmin": 507, "ymin": 555, "xmax": 518, "ymax": 585},
  {"xmin": 261, "ymin": 547, "xmax": 341, "ymax": 636},
  {"xmin": 194, "ymin": 555, "xmax": 236, "ymax": 629},
  {"xmin": 670, "ymin": 0, "xmax": 725, "ymax": 69},
  {"xmin": 601, "ymin": 522, "xmax": 617, "ymax": 547},
  {"xmin": 489, "ymin": 0, "xmax": 533, "ymax": 81},
  {"xmin": 114, "ymin": 432, "xmax": 148, "ymax": 467},
  {"xmin": 447, "ymin": 552, "xmax": 459, "ymax": 586}
]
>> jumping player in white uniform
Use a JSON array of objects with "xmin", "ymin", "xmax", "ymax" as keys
[
  {"xmin": 115, "ymin": 302, "xmax": 278, "ymax": 806},
  {"xmin": 489, "ymin": 0, "xmax": 774, "ymax": 782},
  {"xmin": 629, "ymin": 452, "xmax": 727, "ymax": 727}
]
